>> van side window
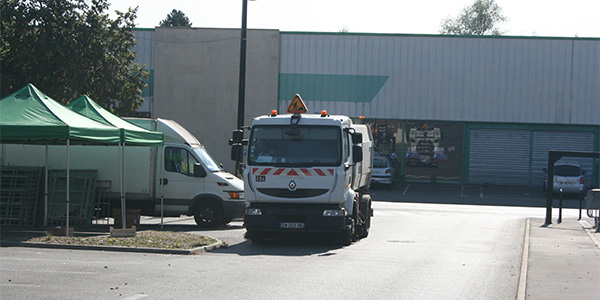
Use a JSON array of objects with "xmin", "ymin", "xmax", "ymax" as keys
[{"xmin": 165, "ymin": 147, "xmax": 199, "ymax": 176}]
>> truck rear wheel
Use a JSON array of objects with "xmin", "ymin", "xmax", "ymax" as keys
[{"xmin": 194, "ymin": 202, "xmax": 223, "ymax": 228}]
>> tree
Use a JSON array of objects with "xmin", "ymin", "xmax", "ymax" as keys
[
  {"xmin": 159, "ymin": 9, "xmax": 192, "ymax": 27},
  {"xmin": 0, "ymin": 0, "xmax": 148, "ymax": 115},
  {"xmin": 440, "ymin": 0, "xmax": 506, "ymax": 35}
]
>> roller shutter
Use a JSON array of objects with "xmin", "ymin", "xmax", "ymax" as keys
[
  {"xmin": 469, "ymin": 129, "xmax": 530, "ymax": 185},
  {"xmin": 531, "ymin": 131, "xmax": 594, "ymax": 189}
]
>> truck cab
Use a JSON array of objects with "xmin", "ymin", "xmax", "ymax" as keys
[{"xmin": 232, "ymin": 95, "xmax": 372, "ymax": 245}]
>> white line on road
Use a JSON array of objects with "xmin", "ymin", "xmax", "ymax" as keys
[
  {"xmin": 402, "ymin": 184, "xmax": 411, "ymax": 196},
  {"xmin": 123, "ymin": 294, "xmax": 149, "ymax": 300},
  {"xmin": 0, "ymin": 283, "xmax": 41, "ymax": 288},
  {"xmin": 0, "ymin": 269, "xmax": 96, "ymax": 275}
]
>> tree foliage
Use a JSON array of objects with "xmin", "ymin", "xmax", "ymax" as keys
[
  {"xmin": 159, "ymin": 9, "xmax": 192, "ymax": 27},
  {"xmin": 0, "ymin": 0, "xmax": 148, "ymax": 115},
  {"xmin": 440, "ymin": 0, "xmax": 506, "ymax": 35}
]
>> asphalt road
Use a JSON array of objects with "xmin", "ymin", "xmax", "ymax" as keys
[{"xmin": 3, "ymin": 191, "xmax": 582, "ymax": 300}]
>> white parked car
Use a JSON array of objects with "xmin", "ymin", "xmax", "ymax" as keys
[
  {"xmin": 372, "ymin": 156, "xmax": 395, "ymax": 188},
  {"xmin": 543, "ymin": 163, "xmax": 586, "ymax": 194}
]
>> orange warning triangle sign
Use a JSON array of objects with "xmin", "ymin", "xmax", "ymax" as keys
[{"xmin": 287, "ymin": 94, "xmax": 308, "ymax": 114}]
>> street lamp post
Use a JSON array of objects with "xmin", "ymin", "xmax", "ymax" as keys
[
  {"xmin": 237, "ymin": 0, "xmax": 248, "ymax": 130},
  {"xmin": 235, "ymin": 0, "xmax": 249, "ymax": 175}
]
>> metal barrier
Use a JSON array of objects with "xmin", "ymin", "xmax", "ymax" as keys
[{"xmin": 585, "ymin": 189, "xmax": 600, "ymax": 232}]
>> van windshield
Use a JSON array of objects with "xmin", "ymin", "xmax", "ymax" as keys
[
  {"xmin": 248, "ymin": 125, "xmax": 341, "ymax": 166},
  {"xmin": 554, "ymin": 165, "xmax": 581, "ymax": 176},
  {"xmin": 193, "ymin": 147, "xmax": 222, "ymax": 172}
]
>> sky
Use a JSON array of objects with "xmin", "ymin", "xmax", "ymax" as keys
[{"xmin": 107, "ymin": 0, "xmax": 600, "ymax": 38}]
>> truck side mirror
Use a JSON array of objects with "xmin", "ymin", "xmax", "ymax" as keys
[
  {"xmin": 231, "ymin": 144, "xmax": 243, "ymax": 162},
  {"xmin": 193, "ymin": 163, "xmax": 207, "ymax": 177},
  {"xmin": 353, "ymin": 145, "xmax": 363, "ymax": 163},
  {"xmin": 352, "ymin": 132, "xmax": 362, "ymax": 145}
]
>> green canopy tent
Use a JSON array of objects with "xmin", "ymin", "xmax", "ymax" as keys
[
  {"xmin": 0, "ymin": 84, "xmax": 122, "ymax": 234},
  {"xmin": 67, "ymin": 95, "xmax": 164, "ymax": 228},
  {"xmin": 66, "ymin": 95, "xmax": 163, "ymax": 146}
]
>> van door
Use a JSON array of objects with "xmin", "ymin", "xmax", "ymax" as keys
[{"xmin": 158, "ymin": 146, "xmax": 205, "ymax": 215}]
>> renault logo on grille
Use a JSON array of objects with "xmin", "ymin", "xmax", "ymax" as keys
[{"xmin": 288, "ymin": 180, "xmax": 297, "ymax": 191}]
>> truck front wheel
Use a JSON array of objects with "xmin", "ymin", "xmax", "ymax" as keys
[
  {"xmin": 194, "ymin": 202, "xmax": 223, "ymax": 228},
  {"xmin": 246, "ymin": 230, "xmax": 265, "ymax": 244},
  {"xmin": 339, "ymin": 218, "xmax": 355, "ymax": 246}
]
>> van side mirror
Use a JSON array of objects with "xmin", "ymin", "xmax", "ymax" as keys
[
  {"xmin": 193, "ymin": 163, "xmax": 207, "ymax": 177},
  {"xmin": 352, "ymin": 132, "xmax": 362, "ymax": 145},
  {"xmin": 353, "ymin": 145, "xmax": 363, "ymax": 163},
  {"xmin": 231, "ymin": 144, "xmax": 243, "ymax": 162}
]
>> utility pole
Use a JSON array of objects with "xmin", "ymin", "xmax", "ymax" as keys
[{"xmin": 235, "ymin": 0, "xmax": 249, "ymax": 175}]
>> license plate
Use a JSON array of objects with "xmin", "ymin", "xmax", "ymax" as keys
[{"xmin": 280, "ymin": 222, "xmax": 305, "ymax": 229}]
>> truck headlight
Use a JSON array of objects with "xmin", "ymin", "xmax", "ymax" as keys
[
  {"xmin": 323, "ymin": 208, "xmax": 347, "ymax": 217},
  {"xmin": 245, "ymin": 208, "xmax": 262, "ymax": 216},
  {"xmin": 227, "ymin": 191, "xmax": 244, "ymax": 199}
]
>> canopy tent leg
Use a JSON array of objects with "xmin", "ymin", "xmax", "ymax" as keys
[
  {"xmin": 160, "ymin": 147, "xmax": 164, "ymax": 230},
  {"xmin": 44, "ymin": 145, "xmax": 48, "ymax": 227},
  {"xmin": 119, "ymin": 143, "xmax": 126, "ymax": 229},
  {"xmin": 66, "ymin": 139, "xmax": 71, "ymax": 236}
]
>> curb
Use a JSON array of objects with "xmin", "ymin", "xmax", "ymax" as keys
[
  {"xmin": 0, "ymin": 239, "xmax": 225, "ymax": 255},
  {"xmin": 516, "ymin": 217, "xmax": 530, "ymax": 300},
  {"xmin": 578, "ymin": 220, "xmax": 600, "ymax": 248}
]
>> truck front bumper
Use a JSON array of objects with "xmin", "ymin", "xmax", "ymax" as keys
[
  {"xmin": 244, "ymin": 203, "xmax": 350, "ymax": 234},
  {"xmin": 222, "ymin": 199, "xmax": 246, "ymax": 219}
]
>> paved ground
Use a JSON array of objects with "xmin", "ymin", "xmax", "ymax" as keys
[{"xmin": 1, "ymin": 183, "xmax": 598, "ymax": 299}]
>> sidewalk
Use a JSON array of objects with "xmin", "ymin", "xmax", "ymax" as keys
[{"xmin": 524, "ymin": 217, "xmax": 599, "ymax": 299}]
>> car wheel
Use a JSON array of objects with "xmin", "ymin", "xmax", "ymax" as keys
[{"xmin": 194, "ymin": 202, "xmax": 223, "ymax": 228}]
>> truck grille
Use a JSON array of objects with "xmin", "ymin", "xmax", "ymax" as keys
[{"xmin": 257, "ymin": 188, "xmax": 328, "ymax": 198}]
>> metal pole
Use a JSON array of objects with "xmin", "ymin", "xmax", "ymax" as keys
[
  {"xmin": 66, "ymin": 139, "xmax": 70, "ymax": 236},
  {"xmin": 558, "ymin": 189, "xmax": 563, "ymax": 224},
  {"xmin": 44, "ymin": 145, "xmax": 48, "ymax": 227},
  {"xmin": 160, "ymin": 146, "xmax": 164, "ymax": 230},
  {"xmin": 235, "ymin": 0, "xmax": 249, "ymax": 175},
  {"xmin": 578, "ymin": 189, "xmax": 583, "ymax": 220},
  {"xmin": 120, "ymin": 143, "xmax": 126, "ymax": 229},
  {"xmin": 544, "ymin": 158, "xmax": 555, "ymax": 225}
]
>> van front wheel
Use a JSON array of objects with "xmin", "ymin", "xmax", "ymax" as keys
[{"xmin": 194, "ymin": 202, "xmax": 223, "ymax": 228}]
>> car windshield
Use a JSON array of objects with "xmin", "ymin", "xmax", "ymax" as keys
[
  {"xmin": 554, "ymin": 165, "xmax": 581, "ymax": 176},
  {"xmin": 248, "ymin": 125, "xmax": 341, "ymax": 166},
  {"xmin": 373, "ymin": 159, "xmax": 388, "ymax": 168},
  {"xmin": 193, "ymin": 147, "xmax": 222, "ymax": 172}
]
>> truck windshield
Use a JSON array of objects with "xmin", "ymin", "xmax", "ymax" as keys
[
  {"xmin": 193, "ymin": 147, "xmax": 222, "ymax": 172},
  {"xmin": 248, "ymin": 125, "xmax": 341, "ymax": 166}
]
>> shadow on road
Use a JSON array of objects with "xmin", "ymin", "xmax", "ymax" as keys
[{"xmin": 214, "ymin": 233, "xmax": 358, "ymax": 257}]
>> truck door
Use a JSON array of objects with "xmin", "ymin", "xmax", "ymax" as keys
[{"xmin": 159, "ymin": 146, "xmax": 204, "ymax": 214}]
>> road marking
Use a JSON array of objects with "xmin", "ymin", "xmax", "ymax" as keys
[
  {"xmin": 402, "ymin": 184, "xmax": 410, "ymax": 196},
  {"xmin": 123, "ymin": 294, "xmax": 149, "ymax": 300},
  {"xmin": 0, "ymin": 283, "xmax": 41, "ymax": 288},
  {"xmin": 516, "ymin": 217, "xmax": 530, "ymax": 300},
  {"xmin": 0, "ymin": 269, "xmax": 96, "ymax": 275}
]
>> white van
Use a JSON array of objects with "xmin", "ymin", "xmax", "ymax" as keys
[{"xmin": 1, "ymin": 118, "xmax": 245, "ymax": 227}]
